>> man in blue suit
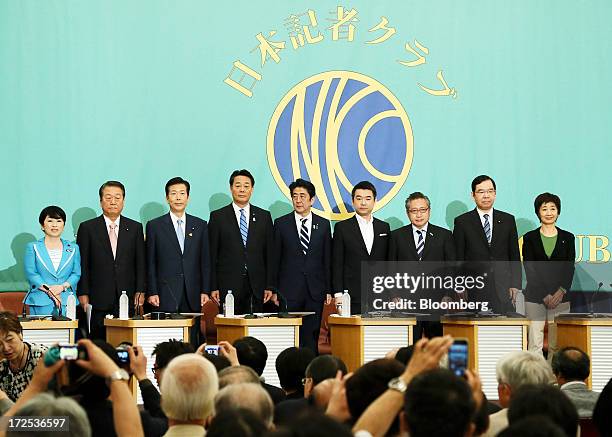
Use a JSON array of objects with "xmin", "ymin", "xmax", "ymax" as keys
[
  {"xmin": 273, "ymin": 179, "xmax": 331, "ymax": 353},
  {"xmin": 146, "ymin": 177, "xmax": 210, "ymax": 318}
]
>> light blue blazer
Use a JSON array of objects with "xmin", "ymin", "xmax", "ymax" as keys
[{"xmin": 23, "ymin": 238, "xmax": 81, "ymax": 314}]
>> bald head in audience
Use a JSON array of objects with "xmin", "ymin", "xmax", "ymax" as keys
[
  {"xmin": 218, "ymin": 365, "xmax": 260, "ymax": 389},
  {"xmin": 214, "ymin": 383, "xmax": 274, "ymax": 428}
]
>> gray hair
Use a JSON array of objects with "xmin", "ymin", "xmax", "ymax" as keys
[
  {"xmin": 161, "ymin": 353, "xmax": 219, "ymax": 421},
  {"xmin": 405, "ymin": 192, "xmax": 431, "ymax": 210},
  {"xmin": 214, "ymin": 383, "xmax": 274, "ymax": 427},
  {"xmin": 218, "ymin": 365, "xmax": 260, "ymax": 389},
  {"xmin": 7, "ymin": 393, "xmax": 91, "ymax": 437},
  {"xmin": 496, "ymin": 351, "xmax": 554, "ymax": 389}
]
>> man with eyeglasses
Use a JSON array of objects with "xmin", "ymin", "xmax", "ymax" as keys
[
  {"xmin": 389, "ymin": 192, "xmax": 455, "ymax": 337},
  {"xmin": 453, "ymin": 175, "xmax": 521, "ymax": 314}
]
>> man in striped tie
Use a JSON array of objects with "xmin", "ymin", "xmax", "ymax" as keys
[
  {"xmin": 272, "ymin": 179, "xmax": 332, "ymax": 353},
  {"xmin": 453, "ymin": 175, "xmax": 522, "ymax": 314},
  {"xmin": 388, "ymin": 192, "xmax": 455, "ymax": 337},
  {"xmin": 209, "ymin": 169, "xmax": 275, "ymax": 315}
]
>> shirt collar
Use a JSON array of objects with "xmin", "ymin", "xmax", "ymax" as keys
[
  {"xmin": 355, "ymin": 214, "xmax": 373, "ymax": 226},
  {"xmin": 232, "ymin": 202, "xmax": 250, "ymax": 216},
  {"xmin": 103, "ymin": 215, "xmax": 120, "ymax": 229},
  {"xmin": 170, "ymin": 211, "xmax": 186, "ymax": 226},
  {"xmin": 561, "ymin": 381, "xmax": 587, "ymax": 389},
  {"xmin": 295, "ymin": 211, "xmax": 312, "ymax": 223},
  {"xmin": 412, "ymin": 222, "xmax": 429, "ymax": 233},
  {"xmin": 477, "ymin": 208, "xmax": 493, "ymax": 219}
]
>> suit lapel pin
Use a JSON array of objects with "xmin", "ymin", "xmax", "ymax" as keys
[
  {"xmin": 252, "ymin": 216, "xmax": 256, "ymax": 222},
  {"xmin": 188, "ymin": 233, "xmax": 193, "ymax": 237},
  {"xmin": 313, "ymin": 223, "xmax": 318, "ymax": 230},
  {"xmin": 429, "ymin": 232, "xmax": 434, "ymax": 237},
  {"xmin": 67, "ymin": 248, "xmax": 73, "ymax": 253}
]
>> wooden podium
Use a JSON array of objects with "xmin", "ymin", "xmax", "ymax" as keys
[
  {"xmin": 556, "ymin": 317, "xmax": 612, "ymax": 391},
  {"xmin": 21, "ymin": 319, "xmax": 78, "ymax": 345},
  {"xmin": 215, "ymin": 316, "xmax": 302, "ymax": 387},
  {"xmin": 328, "ymin": 315, "xmax": 416, "ymax": 372},
  {"xmin": 442, "ymin": 317, "xmax": 530, "ymax": 399},
  {"xmin": 105, "ymin": 317, "xmax": 195, "ymax": 402}
]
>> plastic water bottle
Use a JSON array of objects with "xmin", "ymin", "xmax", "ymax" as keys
[
  {"xmin": 119, "ymin": 290, "xmax": 129, "ymax": 320},
  {"xmin": 342, "ymin": 290, "xmax": 351, "ymax": 317},
  {"xmin": 66, "ymin": 291, "xmax": 77, "ymax": 320},
  {"xmin": 225, "ymin": 290, "xmax": 234, "ymax": 317}
]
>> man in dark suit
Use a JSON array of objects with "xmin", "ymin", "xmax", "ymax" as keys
[
  {"xmin": 145, "ymin": 177, "xmax": 210, "ymax": 317},
  {"xmin": 77, "ymin": 181, "xmax": 146, "ymax": 339},
  {"xmin": 389, "ymin": 192, "xmax": 456, "ymax": 337},
  {"xmin": 453, "ymin": 175, "xmax": 521, "ymax": 314},
  {"xmin": 332, "ymin": 181, "xmax": 390, "ymax": 315},
  {"xmin": 273, "ymin": 179, "xmax": 331, "ymax": 353},
  {"xmin": 209, "ymin": 169, "xmax": 275, "ymax": 315}
]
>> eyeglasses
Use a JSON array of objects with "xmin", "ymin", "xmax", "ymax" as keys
[
  {"xmin": 301, "ymin": 377, "xmax": 312, "ymax": 386},
  {"xmin": 407, "ymin": 208, "xmax": 429, "ymax": 215},
  {"xmin": 474, "ymin": 189, "xmax": 496, "ymax": 195},
  {"xmin": 152, "ymin": 366, "xmax": 159, "ymax": 375}
]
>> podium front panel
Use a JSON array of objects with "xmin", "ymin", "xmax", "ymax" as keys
[
  {"xmin": 477, "ymin": 325, "xmax": 524, "ymax": 399},
  {"xmin": 248, "ymin": 326, "xmax": 298, "ymax": 388},
  {"xmin": 363, "ymin": 325, "xmax": 410, "ymax": 365},
  {"xmin": 591, "ymin": 326, "xmax": 612, "ymax": 392},
  {"xmin": 23, "ymin": 328, "xmax": 72, "ymax": 345}
]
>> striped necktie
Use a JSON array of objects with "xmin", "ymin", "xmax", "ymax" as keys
[
  {"xmin": 239, "ymin": 209, "xmax": 248, "ymax": 247},
  {"xmin": 300, "ymin": 218, "xmax": 310, "ymax": 255},
  {"xmin": 483, "ymin": 213, "xmax": 491, "ymax": 245},
  {"xmin": 416, "ymin": 229, "xmax": 424, "ymax": 260}
]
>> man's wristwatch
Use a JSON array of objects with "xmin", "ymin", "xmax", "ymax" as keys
[
  {"xmin": 105, "ymin": 369, "xmax": 130, "ymax": 387},
  {"xmin": 388, "ymin": 376, "xmax": 408, "ymax": 393}
]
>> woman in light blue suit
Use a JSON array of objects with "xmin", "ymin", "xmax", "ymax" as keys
[{"xmin": 23, "ymin": 206, "xmax": 81, "ymax": 316}]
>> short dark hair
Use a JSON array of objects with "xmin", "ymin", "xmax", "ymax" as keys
[
  {"xmin": 289, "ymin": 179, "xmax": 316, "ymax": 199},
  {"xmin": 233, "ymin": 336, "xmax": 268, "ymax": 376},
  {"xmin": 202, "ymin": 352, "xmax": 231, "ymax": 373},
  {"xmin": 275, "ymin": 347, "xmax": 316, "ymax": 392},
  {"xmin": 507, "ymin": 384, "xmax": 578, "ymax": 437},
  {"xmin": 551, "ymin": 347, "xmax": 590, "ymax": 381},
  {"xmin": 165, "ymin": 177, "xmax": 191, "ymax": 196},
  {"xmin": 345, "ymin": 358, "xmax": 404, "ymax": 430},
  {"xmin": 304, "ymin": 355, "xmax": 347, "ymax": 385},
  {"xmin": 405, "ymin": 192, "xmax": 431, "ymax": 210},
  {"xmin": 270, "ymin": 411, "xmax": 353, "ymax": 437},
  {"xmin": 404, "ymin": 369, "xmax": 476, "ymax": 437},
  {"xmin": 38, "ymin": 206, "xmax": 66, "ymax": 226},
  {"xmin": 0, "ymin": 311, "xmax": 22, "ymax": 336},
  {"xmin": 351, "ymin": 181, "xmax": 377, "ymax": 199},
  {"xmin": 471, "ymin": 175, "xmax": 496, "ymax": 193},
  {"xmin": 98, "ymin": 181, "xmax": 125, "ymax": 200},
  {"xmin": 498, "ymin": 416, "xmax": 567, "ymax": 437},
  {"xmin": 534, "ymin": 192, "xmax": 561, "ymax": 218},
  {"xmin": 152, "ymin": 339, "xmax": 195, "ymax": 370},
  {"xmin": 206, "ymin": 408, "xmax": 268, "ymax": 437},
  {"xmin": 230, "ymin": 169, "xmax": 255, "ymax": 186}
]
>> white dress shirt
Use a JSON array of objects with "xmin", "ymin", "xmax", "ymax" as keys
[
  {"xmin": 103, "ymin": 215, "xmax": 121, "ymax": 238},
  {"xmin": 476, "ymin": 208, "xmax": 494, "ymax": 236},
  {"xmin": 355, "ymin": 214, "xmax": 374, "ymax": 254},
  {"xmin": 232, "ymin": 202, "xmax": 250, "ymax": 231},
  {"xmin": 169, "ymin": 211, "xmax": 187, "ymax": 234},
  {"xmin": 294, "ymin": 211, "xmax": 313, "ymax": 237},
  {"xmin": 412, "ymin": 222, "xmax": 429, "ymax": 248}
]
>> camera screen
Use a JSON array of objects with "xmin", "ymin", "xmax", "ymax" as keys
[
  {"xmin": 117, "ymin": 350, "xmax": 129, "ymax": 364},
  {"xmin": 59, "ymin": 345, "xmax": 79, "ymax": 361},
  {"xmin": 205, "ymin": 345, "xmax": 219, "ymax": 356},
  {"xmin": 448, "ymin": 342, "xmax": 468, "ymax": 377}
]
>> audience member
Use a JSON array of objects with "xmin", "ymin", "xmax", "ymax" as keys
[
  {"xmin": 303, "ymin": 355, "xmax": 347, "ymax": 398},
  {"xmin": 160, "ymin": 353, "xmax": 218, "ymax": 437},
  {"xmin": 484, "ymin": 351, "xmax": 554, "ymax": 437},
  {"xmin": 592, "ymin": 376, "xmax": 612, "ymax": 437},
  {"xmin": 218, "ymin": 365, "xmax": 260, "ymax": 388},
  {"xmin": 270, "ymin": 411, "xmax": 353, "ymax": 437},
  {"xmin": 206, "ymin": 408, "xmax": 268, "ymax": 437},
  {"xmin": 498, "ymin": 416, "xmax": 567, "ymax": 437},
  {"xmin": 234, "ymin": 336, "xmax": 286, "ymax": 403},
  {"xmin": 6, "ymin": 393, "xmax": 91, "ymax": 437},
  {"xmin": 403, "ymin": 369, "xmax": 477, "ymax": 437},
  {"xmin": 551, "ymin": 346, "xmax": 599, "ymax": 418},
  {"xmin": 275, "ymin": 347, "xmax": 315, "ymax": 399},
  {"xmin": 0, "ymin": 311, "xmax": 47, "ymax": 401},
  {"xmin": 214, "ymin": 382, "xmax": 274, "ymax": 428},
  {"xmin": 506, "ymin": 384, "xmax": 578, "ymax": 437}
]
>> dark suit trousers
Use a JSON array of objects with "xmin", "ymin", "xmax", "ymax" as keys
[
  {"xmin": 177, "ymin": 282, "xmax": 204, "ymax": 347},
  {"xmin": 234, "ymin": 273, "xmax": 262, "ymax": 315},
  {"xmin": 287, "ymin": 292, "xmax": 323, "ymax": 354}
]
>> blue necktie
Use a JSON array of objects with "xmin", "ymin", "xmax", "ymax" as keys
[
  {"xmin": 300, "ymin": 218, "xmax": 310, "ymax": 255},
  {"xmin": 176, "ymin": 219, "xmax": 185, "ymax": 253},
  {"xmin": 239, "ymin": 209, "xmax": 248, "ymax": 247},
  {"xmin": 483, "ymin": 214, "xmax": 491, "ymax": 245},
  {"xmin": 416, "ymin": 229, "xmax": 424, "ymax": 260}
]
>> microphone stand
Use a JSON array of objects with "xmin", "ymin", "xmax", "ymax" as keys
[
  {"xmin": 244, "ymin": 293, "xmax": 258, "ymax": 319},
  {"xmin": 161, "ymin": 279, "xmax": 188, "ymax": 320},
  {"xmin": 42, "ymin": 285, "xmax": 70, "ymax": 321},
  {"xmin": 133, "ymin": 292, "xmax": 144, "ymax": 320},
  {"xmin": 275, "ymin": 291, "xmax": 291, "ymax": 318},
  {"xmin": 20, "ymin": 286, "xmax": 37, "ymax": 321},
  {"xmin": 588, "ymin": 282, "xmax": 604, "ymax": 318}
]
